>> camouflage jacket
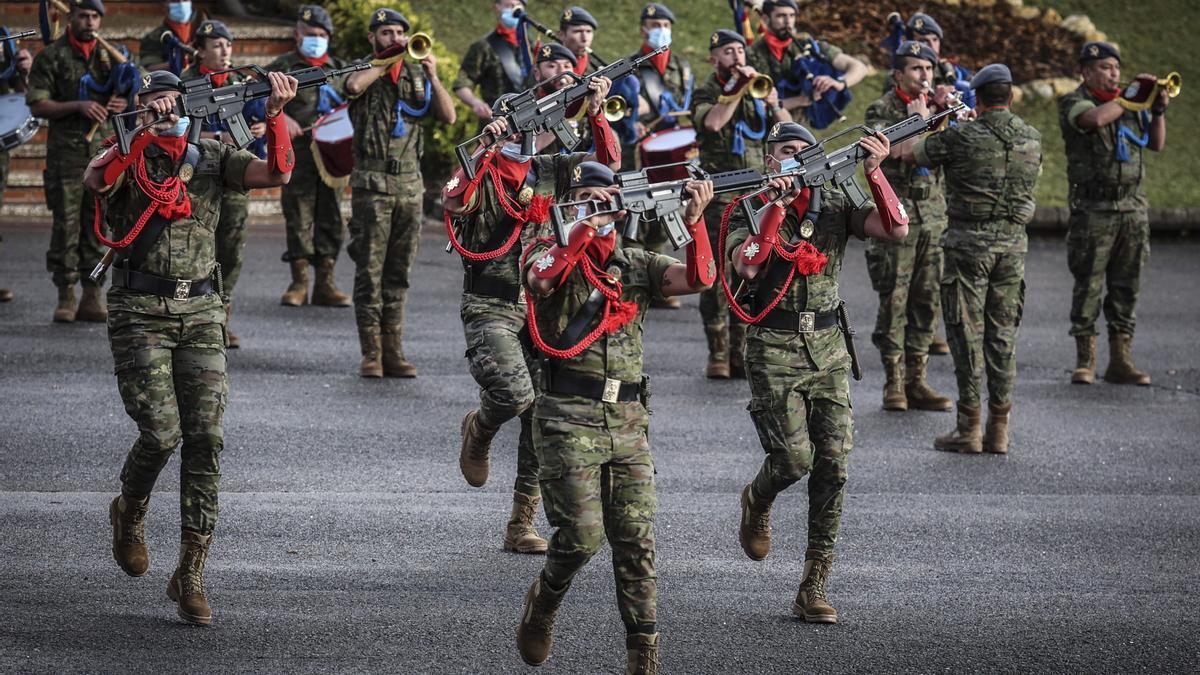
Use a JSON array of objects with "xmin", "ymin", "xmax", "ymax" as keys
[
  {"xmin": 624, "ymin": 48, "xmax": 692, "ymax": 126},
  {"xmin": 103, "ymin": 139, "xmax": 255, "ymax": 315},
  {"xmin": 1058, "ymin": 84, "xmax": 1148, "ymax": 211},
  {"xmin": 914, "ymin": 108, "xmax": 1042, "ymax": 253},
  {"xmin": 137, "ymin": 18, "xmax": 202, "ymax": 73},
  {"xmin": 347, "ymin": 60, "xmax": 429, "ymax": 195},
  {"xmin": 264, "ymin": 51, "xmax": 350, "ymax": 128},
  {"xmin": 453, "ymin": 32, "xmax": 528, "ymax": 107},
  {"xmin": 746, "ymin": 33, "xmax": 843, "ymax": 92},
  {"xmin": 26, "ymin": 35, "xmax": 123, "ymax": 163},
  {"xmin": 692, "ymin": 73, "xmax": 768, "ymax": 196},
  {"xmin": 864, "ymin": 89, "xmax": 947, "ymax": 231}
]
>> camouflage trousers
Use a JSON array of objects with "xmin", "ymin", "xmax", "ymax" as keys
[
  {"xmin": 534, "ymin": 401, "xmax": 657, "ymax": 630},
  {"xmin": 1066, "ymin": 208, "xmax": 1150, "ymax": 337},
  {"xmin": 44, "ymin": 161, "xmax": 104, "ymax": 288},
  {"xmin": 108, "ymin": 305, "xmax": 228, "ymax": 535},
  {"xmin": 216, "ymin": 191, "xmax": 249, "ymax": 299},
  {"xmin": 941, "ymin": 247, "xmax": 1025, "ymax": 407},
  {"xmin": 281, "ymin": 143, "xmax": 344, "ymax": 263},
  {"xmin": 866, "ymin": 222, "xmax": 944, "ymax": 358},
  {"xmin": 347, "ymin": 187, "xmax": 422, "ymax": 330},
  {"xmin": 461, "ymin": 293, "xmax": 540, "ymax": 498},
  {"xmin": 745, "ymin": 342, "xmax": 854, "ymax": 558}
]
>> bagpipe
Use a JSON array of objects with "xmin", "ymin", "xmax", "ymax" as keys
[
  {"xmin": 512, "ymin": 7, "xmax": 609, "ymax": 73},
  {"xmin": 775, "ymin": 36, "xmax": 853, "ymax": 130},
  {"xmin": 159, "ymin": 29, "xmax": 198, "ymax": 77}
]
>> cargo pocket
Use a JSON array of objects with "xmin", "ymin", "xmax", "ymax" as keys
[
  {"xmin": 1065, "ymin": 211, "xmax": 1095, "ymax": 278},
  {"xmin": 532, "ymin": 416, "xmax": 565, "ymax": 481},
  {"xmin": 747, "ymin": 395, "xmax": 788, "ymax": 455},
  {"xmin": 940, "ymin": 277, "xmax": 964, "ymax": 326},
  {"xmin": 864, "ymin": 243, "xmax": 895, "ymax": 294},
  {"xmin": 1015, "ymin": 279, "xmax": 1026, "ymax": 328}
]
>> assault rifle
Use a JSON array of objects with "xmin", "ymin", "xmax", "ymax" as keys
[
  {"xmin": 454, "ymin": 45, "xmax": 668, "ymax": 179},
  {"xmin": 1, "ymin": 30, "xmax": 36, "ymax": 42}
]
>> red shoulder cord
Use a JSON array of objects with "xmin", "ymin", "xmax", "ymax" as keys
[
  {"xmin": 520, "ymin": 238, "xmax": 639, "ymax": 360},
  {"xmin": 444, "ymin": 155, "xmax": 553, "ymax": 263},
  {"xmin": 92, "ymin": 145, "xmax": 193, "ymax": 250},
  {"xmin": 717, "ymin": 196, "xmax": 828, "ymax": 325}
]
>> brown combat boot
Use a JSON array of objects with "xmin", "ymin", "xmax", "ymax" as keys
[
  {"xmin": 166, "ymin": 530, "xmax": 213, "ymax": 626},
  {"xmin": 881, "ymin": 354, "xmax": 908, "ymax": 411},
  {"xmin": 0, "ymin": 287, "xmax": 12, "ymax": 302},
  {"xmin": 310, "ymin": 257, "xmax": 352, "ymax": 307},
  {"xmin": 792, "ymin": 555, "xmax": 838, "ymax": 623},
  {"xmin": 738, "ymin": 484, "xmax": 772, "ymax": 561},
  {"xmin": 729, "ymin": 322, "xmax": 747, "ymax": 379},
  {"xmin": 934, "ymin": 403, "xmax": 983, "ymax": 454},
  {"xmin": 929, "ymin": 334, "xmax": 950, "ymax": 355},
  {"xmin": 650, "ymin": 295, "xmax": 680, "ymax": 310},
  {"xmin": 381, "ymin": 325, "xmax": 418, "ymax": 377},
  {"xmin": 53, "ymin": 284, "xmax": 77, "ymax": 323},
  {"xmin": 1072, "ymin": 335, "xmax": 1096, "ymax": 384},
  {"xmin": 516, "ymin": 574, "xmax": 567, "ymax": 666},
  {"xmin": 224, "ymin": 303, "xmax": 240, "ymax": 349},
  {"xmin": 625, "ymin": 633, "xmax": 660, "ymax": 675},
  {"xmin": 905, "ymin": 353, "xmax": 952, "ymax": 411},
  {"xmin": 76, "ymin": 281, "xmax": 108, "ymax": 322},
  {"xmin": 504, "ymin": 491, "xmax": 548, "ymax": 554},
  {"xmin": 358, "ymin": 326, "xmax": 383, "ymax": 378},
  {"xmin": 459, "ymin": 409, "xmax": 495, "ymax": 487},
  {"xmin": 1103, "ymin": 332, "xmax": 1150, "ymax": 386},
  {"xmin": 109, "ymin": 493, "xmax": 150, "ymax": 577},
  {"xmin": 704, "ymin": 325, "xmax": 730, "ymax": 379},
  {"xmin": 984, "ymin": 402, "xmax": 1011, "ymax": 454},
  {"xmin": 280, "ymin": 260, "xmax": 309, "ymax": 306}
]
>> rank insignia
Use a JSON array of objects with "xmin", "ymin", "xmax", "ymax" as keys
[
  {"xmin": 535, "ymin": 254, "xmax": 555, "ymax": 272},
  {"xmin": 799, "ymin": 219, "xmax": 814, "ymax": 239},
  {"xmin": 444, "ymin": 175, "xmax": 460, "ymax": 193},
  {"xmin": 743, "ymin": 242, "xmax": 760, "ymax": 259},
  {"xmin": 518, "ymin": 186, "xmax": 534, "ymax": 205},
  {"xmin": 178, "ymin": 163, "xmax": 194, "ymax": 183},
  {"xmin": 563, "ymin": 8, "xmax": 573, "ymax": 21}
]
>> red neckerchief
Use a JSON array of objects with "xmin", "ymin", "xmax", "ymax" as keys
[
  {"xmin": 762, "ymin": 30, "xmax": 793, "ymax": 62},
  {"xmin": 641, "ymin": 43, "xmax": 669, "ymax": 76},
  {"xmin": 573, "ymin": 53, "xmax": 589, "ymax": 76},
  {"xmin": 1089, "ymin": 87, "xmax": 1120, "ymax": 103},
  {"xmin": 495, "ymin": 24, "xmax": 518, "ymax": 47},
  {"xmin": 165, "ymin": 18, "xmax": 193, "ymax": 45},
  {"xmin": 150, "ymin": 133, "xmax": 187, "ymax": 162},
  {"xmin": 389, "ymin": 59, "xmax": 404, "ymax": 85},
  {"xmin": 893, "ymin": 86, "xmax": 922, "ymax": 105},
  {"xmin": 586, "ymin": 231, "xmax": 617, "ymax": 265},
  {"xmin": 493, "ymin": 152, "xmax": 531, "ymax": 192},
  {"xmin": 301, "ymin": 52, "xmax": 329, "ymax": 68},
  {"xmin": 199, "ymin": 64, "xmax": 229, "ymax": 87},
  {"xmin": 789, "ymin": 187, "xmax": 813, "ymax": 223},
  {"xmin": 67, "ymin": 28, "xmax": 96, "ymax": 61}
]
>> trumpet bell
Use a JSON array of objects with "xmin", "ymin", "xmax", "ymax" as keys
[
  {"xmin": 407, "ymin": 32, "xmax": 433, "ymax": 61},
  {"xmin": 604, "ymin": 96, "xmax": 629, "ymax": 122},
  {"xmin": 1160, "ymin": 71, "xmax": 1182, "ymax": 98},
  {"xmin": 748, "ymin": 74, "xmax": 775, "ymax": 100}
]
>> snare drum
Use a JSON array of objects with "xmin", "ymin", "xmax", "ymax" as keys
[
  {"xmin": 0, "ymin": 93, "xmax": 39, "ymax": 152},
  {"xmin": 639, "ymin": 127, "xmax": 697, "ymax": 182},
  {"xmin": 310, "ymin": 103, "xmax": 354, "ymax": 188}
]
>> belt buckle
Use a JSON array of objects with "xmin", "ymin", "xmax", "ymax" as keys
[
  {"xmin": 386, "ymin": 158, "xmax": 402, "ymax": 175},
  {"xmin": 173, "ymin": 279, "xmax": 191, "ymax": 300},
  {"xmin": 797, "ymin": 311, "xmax": 815, "ymax": 334},
  {"xmin": 601, "ymin": 378, "xmax": 621, "ymax": 404}
]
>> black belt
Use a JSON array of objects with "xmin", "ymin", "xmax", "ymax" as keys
[
  {"xmin": 908, "ymin": 184, "xmax": 932, "ymax": 201},
  {"xmin": 112, "ymin": 266, "xmax": 214, "ymax": 299},
  {"xmin": 755, "ymin": 306, "xmax": 840, "ymax": 333},
  {"xmin": 357, "ymin": 158, "xmax": 405, "ymax": 176},
  {"xmin": 545, "ymin": 369, "xmax": 641, "ymax": 403},
  {"xmin": 463, "ymin": 268, "xmax": 520, "ymax": 304},
  {"xmin": 1072, "ymin": 183, "xmax": 1139, "ymax": 201}
]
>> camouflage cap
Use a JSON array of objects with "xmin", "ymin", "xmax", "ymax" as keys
[
  {"xmin": 970, "ymin": 63, "xmax": 1012, "ymax": 89},
  {"xmin": 1079, "ymin": 40, "xmax": 1120, "ymax": 63}
]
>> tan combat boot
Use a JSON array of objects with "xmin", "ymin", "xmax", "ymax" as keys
[
  {"xmin": 53, "ymin": 284, "xmax": 77, "ymax": 323},
  {"xmin": 905, "ymin": 353, "xmax": 952, "ymax": 411},
  {"xmin": 929, "ymin": 333, "xmax": 950, "ymax": 355},
  {"xmin": 881, "ymin": 354, "xmax": 907, "ymax": 411},
  {"xmin": 0, "ymin": 287, "xmax": 12, "ymax": 302},
  {"xmin": 793, "ymin": 555, "xmax": 838, "ymax": 623},
  {"xmin": 280, "ymin": 260, "xmax": 309, "ymax": 306},
  {"xmin": 516, "ymin": 574, "xmax": 567, "ymax": 666},
  {"xmin": 166, "ymin": 530, "xmax": 213, "ymax": 626},
  {"xmin": 984, "ymin": 403, "xmax": 1011, "ymax": 454},
  {"xmin": 625, "ymin": 633, "xmax": 660, "ymax": 675},
  {"xmin": 505, "ymin": 491, "xmax": 548, "ymax": 554},
  {"xmin": 729, "ymin": 322, "xmax": 747, "ymax": 379},
  {"xmin": 1072, "ymin": 335, "xmax": 1096, "ymax": 384},
  {"xmin": 109, "ymin": 493, "xmax": 150, "ymax": 577},
  {"xmin": 459, "ymin": 410, "xmax": 495, "ymax": 487},
  {"xmin": 934, "ymin": 403, "xmax": 983, "ymax": 454},
  {"xmin": 651, "ymin": 295, "xmax": 680, "ymax": 310},
  {"xmin": 310, "ymin": 257, "xmax": 352, "ymax": 307},
  {"xmin": 381, "ymin": 325, "xmax": 418, "ymax": 378},
  {"xmin": 738, "ymin": 484, "xmax": 772, "ymax": 561},
  {"xmin": 76, "ymin": 281, "xmax": 108, "ymax": 322},
  {"xmin": 224, "ymin": 303, "xmax": 240, "ymax": 349},
  {"xmin": 1103, "ymin": 332, "xmax": 1150, "ymax": 386},
  {"xmin": 358, "ymin": 326, "xmax": 383, "ymax": 378},
  {"xmin": 704, "ymin": 325, "xmax": 730, "ymax": 379}
]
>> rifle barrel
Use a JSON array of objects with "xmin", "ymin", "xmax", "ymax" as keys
[{"xmin": 1, "ymin": 29, "xmax": 37, "ymax": 42}]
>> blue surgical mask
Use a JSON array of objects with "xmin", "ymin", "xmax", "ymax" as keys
[
  {"xmin": 167, "ymin": 1, "xmax": 192, "ymax": 23},
  {"xmin": 646, "ymin": 27, "xmax": 671, "ymax": 50},
  {"xmin": 161, "ymin": 115, "xmax": 190, "ymax": 137},
  {"xmin": 499, "ymin": 9, "xmax": 520, "ymax": 29},
  {"xmin": 299, "ymin": 35, "xmax": 328, "ymax": 59},
  {"xmin": 596, "ymin": 223, "xmax": 615, "ymax": 236}
]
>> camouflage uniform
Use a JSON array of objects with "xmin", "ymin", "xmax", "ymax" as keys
[
  {"xmin": 522, "ymin": 243, "xmax": 674, "ymax": 632},
  {"xmin": 25, "ymin": 35, "xmax": 113, "ymax": 289},
  {"xmin": 265, "ymin": 51, "xmax": 349, "ymax": 265},
  {"xmin": 726, "ymin": 188, "xmax": 866, "ymax": 561},
  {"xmin": 454, "ymin": 31, "xmax": 528, "ymax": 126},
  {"xmin": 103, "ymin": 139, "xmax": 256, "ymax": 533},
  {"xmin": 137, "ymin": 18, "xmax": 200, "ymax": 74},
  {"xmin": 913, "ymin": 108, "xmax": 1042, "ymax": 406},
  {"xmin": 863, "ymin": 90, "xmax": 947, "ymax": 358},
  {"xmin": 746, "ymin": 33, "xmax": 844, "ymax": 89},
  {"xmin": 1058, "ymin": 85, "xmax": 1151, "ymax": 338}
]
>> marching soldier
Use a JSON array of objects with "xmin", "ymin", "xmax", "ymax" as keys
[
  {"xmin": 907, "ymin": 64, "xmax": 1042, "ymax": 454},
  {"xmin": 0, "ymin": 28, "xmax": 32, "ymax": 303},
  {"xmin": 343, "ymin": 8, "xmax": 456, "ymax": 378},
  {"xmin": 556, "ymin": 6, "xmax": 600, "ymax": 77},
  {"xmin": 529, "ymin": 43, "xmax": 594, "ymax": 153},
  {"xmin": 139, "ymin": 0, "xmax": 202, "ymax": 74},
  {"xmin": 1059, "ymin": 41, "xmax": 1169, "ymax": 386},
  {"xmin": 454, "ymin": 0, "xmax": 530, "ymax": 125},
  {"xmin": 863, "ymin": 41, "xmax": 953, "ymax": 412},
  {"xmin": 730, "ymin": 122, "xmax": 908, "ymax": 625},
  {"xmin": 83, "ymin": 69, "xmax": 299, "ymax": 625},
  {"xmin": 692, "ymin": 29, "xmax": 790, "ymax": 379},
  {"xmin": 516, "ymin": 161, "xmax": 715, "ymax": 673},
  {"xmin": 266, "ymin": 5, "xmax": 354, "ymax": 310},
  {"xmin": 26, "ymin": 0, "xmax": 127, "ymax": 323}
]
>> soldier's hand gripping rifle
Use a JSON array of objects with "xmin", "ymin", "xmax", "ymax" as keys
[{"xmin": 454, "ymin": 46, "xmax": 668, "ymax": 180}]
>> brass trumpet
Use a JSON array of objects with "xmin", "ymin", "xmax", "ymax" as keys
[
  {"xmin": 1159, "ymin": 71, "xmax": 1183, "ymax": 98},
  {"xmin": 406, "ymin": 32, "xmax": 433, "ymax": 61},
  {"xmin": 747, "ymin": 74, "xmax": 775, "ymax": 100},
  {"xmin": 1117, "ymin": 71, "xmax": 1182, "ymax": 111},
  {"xmin": 603, "ymin": 96, "xmax": 629, "ymax": 122}
]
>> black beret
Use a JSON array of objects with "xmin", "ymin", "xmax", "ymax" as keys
[
  {"xmin": 641, "ymin": 3, "xmax": 675, "ymax": 23},
  {"xmin": 762, "ymin": 0, "xmax": 800, "ymax": 13},
  {"xmin": 570, "ymin": 161, "xmax": 616, "ymax": 190},
  {"xmin": 1080, "ymin": 40, "xmax": 1120, "ymax": 63},
  {"xmin": 69, "ymin": 0, "xmax": 105, "ymax": 15},
  {"xmin": 709, "ymin": 29, "xmax": 746, "ymax": 50},
  {"xmin": 767, "ymin": 121, "xmax": 816, "ymax": 146},
  {"xmin": 195, "ymin": 20, "xmax": 233, "ymax": 45},
  {"xmin": 970, "ymin": 63, "xmax": 1012, "ymax": 89},
  {"xmin": 906, "ymin": 12, "xmax": 943, "ymax": 40},
  {"xmin": 893, "ymin": 40, "xmax": 938, "ymax": 68},
  {"xmin": 140, "ymin": 70, "xmax": 182, "ymax": 95},
  {"xmin": 369, "ymin": 8, "xmax": 411, "ymax": 32},
  {"xmin": 536, "ymin": 43, "xmax": 577, "ymax": 67},
  {"xmin": 560, "ymin": 6, "xmax": 598, "ymax": 29},
  {"xmin": 298, "ymin": 5, "xmax": 333, "ymax": 35}
]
